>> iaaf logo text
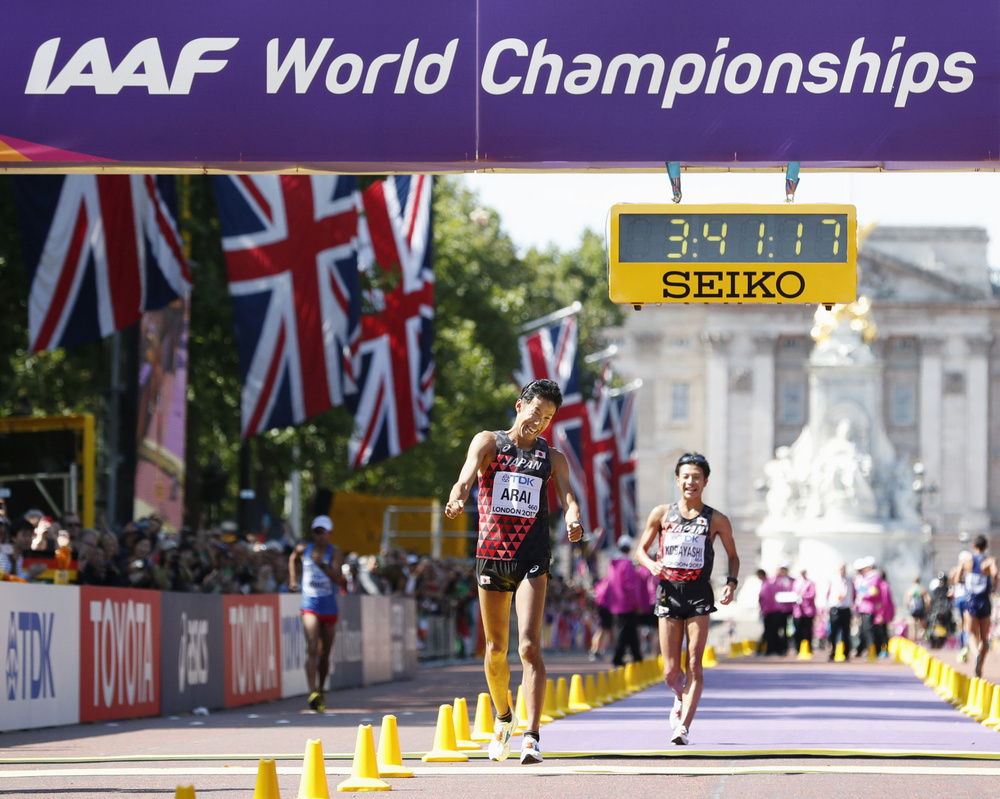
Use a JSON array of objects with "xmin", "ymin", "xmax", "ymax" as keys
[
  {"xmin": 5, "ymin": 611, "xmax": 56, "ymax": 702},
  {"xmin": 178, "ymin": 612, "xmax": 209, "ymax": 693}
]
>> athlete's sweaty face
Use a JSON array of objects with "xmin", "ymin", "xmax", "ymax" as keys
[
  {"xmin": 514, "ymin": 396, "xmax": 557, "ymax": 442},
  {"xmin": 676, "ymin": 464, "xmax": 706, "ymax": 500}
]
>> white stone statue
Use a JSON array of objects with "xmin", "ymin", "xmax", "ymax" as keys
[{"xmin": 810, "ymin": 418, "xmax": 878, "ymax": 517}]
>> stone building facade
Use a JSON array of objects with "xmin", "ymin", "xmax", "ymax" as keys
[{"xmin": 608, "ymin": 226, "xmax": 1000, "ymax": 577}]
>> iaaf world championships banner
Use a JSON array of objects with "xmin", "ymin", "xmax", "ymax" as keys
[{"xmin": 0, "ymin": 0, "xmax": 998, "ymax": 171}]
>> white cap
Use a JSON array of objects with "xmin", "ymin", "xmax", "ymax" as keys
[
  {"xmin": 617, "ymin": 535, "xmax": 634, "ymax": 551},
  {"xmin": 311, "ymin": 515, "xmax": 333, "ymax": 532}
]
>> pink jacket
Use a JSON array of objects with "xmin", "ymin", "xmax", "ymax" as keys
[
  {"xmin": 792, "ymin": 576, "xmax": 816, "ymax": 618},
  {"xmin": 604, "ymin": 556, "xmax": 646, "ymax": 614},
  {"xmin": 854, "ymin": 570, "xmax": 882, "ymax": 615}
]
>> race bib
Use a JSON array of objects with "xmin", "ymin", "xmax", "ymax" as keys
[
  {"xmin": 490, "ymin": 472, "xmax": 542, "ymax": 518},
  {"xmin": 966, "ymin": 572, "xmax": 989, "ymax": 595},
  {"xmin": 660, "ymin": 531, "xmax": 706, "ymax": 570}
]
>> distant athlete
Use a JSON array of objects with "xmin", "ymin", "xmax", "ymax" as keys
[
  {"xmin": 288, "ymin": 515, "xmax": 345, "ymax": 712},
  {"xmin": 955, "ymin": 535, "xmax": 997, "ymax": 678},
  {"xmin": 635, "ymin": 452, "xmax": 739, "ymax": 746},
  {"xmin": 445, "ymin": 379, "xmax": 584, "ymax": 765}
]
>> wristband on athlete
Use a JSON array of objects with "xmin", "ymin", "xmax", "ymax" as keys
[{"xmin": 726, "ymin": 576, "xmax": 738, "ymax": 587}]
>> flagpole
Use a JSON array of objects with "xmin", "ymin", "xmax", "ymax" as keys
[
  {"xmin": 584, "ymin": 345, "xmax": 618, "ymax": 364},
  {"xmin": 609, "ymin": 378, "xmax": 643, "ymax": 397},
  {"xmin": 516, "ymin": 301, "xmax": 583, "ymax": 334}
]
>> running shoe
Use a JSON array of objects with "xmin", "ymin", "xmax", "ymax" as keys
[
  {"xmin": 520, "ymin": 737, "xmax": 543, "ymax": 764},
  {"xmin": 308, "ymin": 691, "xmax": 321, "ymax": 711},
  {"xmin": 670, "ymin": 697, "xmax": 682, "ymax": 732},
  {"xmin": 315, "ymin": 692, "xmax": 326, "ymax": 713},
  {"xmin": 671, "ymin": 725, "xmax": 689, "ymax": 745},
  {"xmin": 488, "ymin": 713, "xmax": 519, "ymax": 761},
  {"xmin": 958, "ymin": 646, "xmax": 969, "ymax": 663}
]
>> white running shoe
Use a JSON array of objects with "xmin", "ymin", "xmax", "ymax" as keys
[
  {"xmin": 488, "ymin": 713, "xmax": 519, "ymax": 761},
  {"xmin": 672, "ymin": 725, "xmax": 689, "ymax": 745},
  {"xmin": 670, "ymin": 697, "xmax": 682, "ymax": 731},
  {"xmin": 520, "ymin": 737, "xmax": 543, "ymax": 764}
]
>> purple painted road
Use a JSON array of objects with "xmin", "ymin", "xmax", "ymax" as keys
[{"xmin": 2, "ymin": 650, "xmax": 999, "ymax": 798}]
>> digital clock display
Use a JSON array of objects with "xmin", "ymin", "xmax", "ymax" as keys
[
  {"xmin": 608, "ymin": 203, "xmax": 858, "ymax": 307},
  {"xmin": 618, "ymin": 211, "xmax": 849, "ymax": 264}
]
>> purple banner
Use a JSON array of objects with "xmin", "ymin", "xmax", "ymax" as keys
[{"xmin": 1, "ymin": 1, "xmax": 997, "ymax": 170}]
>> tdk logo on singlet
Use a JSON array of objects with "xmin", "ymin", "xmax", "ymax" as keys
[
  {"xmin": 499, "ymin": 473, "xmax": 536, "ymax": 503},
  {"xmin": 5, "ymin": 611, "xmax": 56, "ymax": 701}
]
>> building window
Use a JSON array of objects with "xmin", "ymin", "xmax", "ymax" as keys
[
  {"xmin": 670, "ymin": 383, "xmax": 690, "ymax": 424},
  {"xmin": 778, "ymin": 381, "xmax": 804, "ymax": 426},
  {"xmin": 890, "ymin": 384, "xmax": 916, "ymax": 427}
]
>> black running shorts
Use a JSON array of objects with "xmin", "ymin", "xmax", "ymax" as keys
[
  {"xmin": 475, "ymin": 557, "xmax": 550, "ymax": 593},
  {"xmin": 655, "ymin": 579, "xmax": 716, "ymax": 620}
]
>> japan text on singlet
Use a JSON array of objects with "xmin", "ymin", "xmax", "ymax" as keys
[
  {"xmin": 476, "ymin": 431, "xmax": 552, "ymax": 561},
  {"xmin": 658, "ymin": 503, "xmax": 715, "ymax": 583}
]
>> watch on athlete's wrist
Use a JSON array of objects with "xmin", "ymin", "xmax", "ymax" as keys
[{"xmin": 726, "ymin": 576, "xmax": 738, "ymax": 587}]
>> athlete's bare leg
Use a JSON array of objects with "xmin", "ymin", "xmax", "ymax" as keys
[
  {"xmin": 514, "ymin": 575, "xmax": 548, "ymax": 731},
  {"xmin": 317, "ymin": 623, "xmax": 336, "ymax": 693},
  {"xmin": 478, "ymin": 586, "xmax": 514, "ymax": 717},
  {"xmin": 301, "ymin": 613, "xmax": 322, "ymax": 693},
  {"xmin": 679, "ymin": 614, "xmax": 711, "ymax": 729},
  {"xmin": 972, "ymin": 616, "xmax": 990, "ymax": 678},
  {"xmin": 659, "ymin": 617, "xmax": 686, "ymax": 701}
]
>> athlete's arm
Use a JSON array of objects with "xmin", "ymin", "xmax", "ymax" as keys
[
  {"xmin": 635, "ymin": 505, "xmax": 666, "ymax": 578},
  {"xmin": 445, "ymin": 430, "xmax": 496, "ymax": 519},
  {"xmin": 288, "ymin": 544, "xmax": 305, "ymax": 591},
  {"xmin": 549, "ymin": 446, "xmax": 584, "ymax": 543},
  {"xmin": 713, "ymin": 512, "xmax": 740, "ymax": 606},
  {"xmin": 323, "ymin": 545, "xmax": 347, "ymax": 589}
]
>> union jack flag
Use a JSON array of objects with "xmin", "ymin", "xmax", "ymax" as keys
[
  {"xmin": 514, "ymin": 312, "xmax": 581, "ymax": 404},
  {"xmin": 13, "ymin": 175, "xmax": 190, "ymax": 352},
  {"xmin": 611, "ymin": 387, "xmax": 639, "ymax": 539},
  {"xmin": 212, "ymin": 175, "xmax": 361, "ymax": 437},
  {"xmin": 587, "ymin": 361, "xmax": 617, "ymax": 543},
  {"xmin": 347, "ymin": 175, "xmax": 434, "ymax": 468}
]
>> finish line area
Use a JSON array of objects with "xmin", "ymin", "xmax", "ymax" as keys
[{"xmin": 2, "ymin": 649, "xmax": 999, "ymax": 798}]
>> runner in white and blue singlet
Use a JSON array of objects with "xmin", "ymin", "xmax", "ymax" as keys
[{"xmin": 289, "ymin": 515, "xmax": 345, "ymax": 713}]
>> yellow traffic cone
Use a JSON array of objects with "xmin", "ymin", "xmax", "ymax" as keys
[
  {"xmin": 337, "ymin": 725, "xmax": 391, "ymax": 792},
  {"xmin": 976, "ymin": 682, "xmax": 994, "ymax": 724},
  {"xmin": 175, "ymin": 787, "xmax": 196, "ymax": 799},
  {"xmin": 451, "ymin": 697, "xmax": 482, "ymax": 749},
  {"xmin": 253, "ymin": 759, "xmax": 281, "ymax": 799},
  {"xmin": 556, "ymin": 676, "xmax": 573, "ymax": 715},
  {"xmin": 584, "ymin": 673, "xmax": 604, "ymax": 708},
  {"xmin": 615, "ymin": 666, "xmax": 630, "ymax": 698},
  {"xmin": 961, "ymin": 679, "xmax": 985, "ymax": 718},
  {"xmin": 834, "ymin": 641, "xmax": 846, "ymax": 662},
  {"xmin": 471, "ymin": 692, "xmax": 494, "ymax": 741},
  {"xmin": 624, "ymin": 662, "xmax": 639, "ymax": 692},
  {"xmin": 703, "ymin": 646, "xmax": 718, "ymax": 668},
  {"xmin": 543, "ymin": 678, "xmax": 564, "ymax": 719},
  {"xmin": 982, "ymin": 680, "xmax": 1000, "ymax": 726},
  {"xmin": 421, "ymin": 705, "xmax": 468, "ymax": 762},
  {"xmin": 376, "ymin": 714, "xmax": 413, "ymax": 778},
  {"xmin": 298, "ymin": 739, "xmax": 331, "ymax": 799},
  {"xmin": 568, "ymin": 673, "xmax": 592, "ymax": 712},
  {"xmin": 595, "ymin": 671, "xmax": 609, "ymax": 706},
  {"xmin": 797, "ymin": 639, "xmax": 813, "ymax": 660}
]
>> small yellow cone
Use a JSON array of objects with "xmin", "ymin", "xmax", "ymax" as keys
[
  {"xmin": 452, "ymin": 697, "xmax": 482, "ymax": 749},
  {"xmin": 568, "ymin": 673, "xmax": 591, "ymax": 712},
  {"xmin": 471, "ymin": 692, "xmax": 494, "ymax": 741},
  {"xmin": 556, "ymin": 676, "xmax": 573, "ymax": 715},
  {"xmin": 584, "ymin": 673, "xmax": 603, "ymax": 708},
  {"xmin": 298, "ymin": 739, "xmax": 331, "ymax": 799},
  {"xmin": 595, "ymin": 671, "xmax": 609, "ymax": 706},
  {"xmin": 376, "ymin": 715, "xmax": 414, "ymax": 778},
  {"xmin": 514, "ymin": 686, "xmax": 529, "ymax": 729},
  {"xmin": 253, "ymin": 759, "xmax": 281, "ymax": 799},
  {"xmin": 834, "ymin": 641, "xmax": 846, "ymax": 662},
  {"xmin": 543, "ymin": 678, "xmax": 564, "ymax": 719},
  {"xmin": 337, "ymin": 725, "xmax": 391, "ymax": 792},
  {"xmin": 703, "ymin": 646, "xmax": 718, "ymax": 668},
  {"xmin": 175, "ymin": 787, "xmax": 196, "ymax": 799},
  {"xmin": 797, "ymin": 639, "xmax": 813, "ymax": 660},
  {"xmin": 421, "ymin": 704, "xmax": 468, "ymax": 762},
  {"xmin": 982, "ymin": 680, "xmax": 1000, "ymax": 726},
  {"xmin": 978, "ymin": 682, "xmax": 995, "ymax": 724}
]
